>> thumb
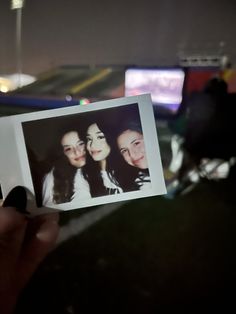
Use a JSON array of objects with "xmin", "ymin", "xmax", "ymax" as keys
[{"xmin": 16, "ymin": 213, "xmax": 59, "ymax": 291}]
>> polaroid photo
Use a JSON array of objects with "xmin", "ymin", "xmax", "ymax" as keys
[{"xmin": 0, "ymin": 94, "xmax": 166, "ymax": 215}]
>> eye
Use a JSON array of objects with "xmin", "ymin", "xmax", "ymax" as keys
[
  {"xmin": 120, "ymin": 148, "xmax": 127, "ymax": 155},
  {"xmin": 133, "ymin": 140, "xmax": 141, "ymax": 146},
  {"xmin": 97, "ymin": 134, "xmax": 105, "ymax": 140},
  {"xmin": 86, "ymin": 137, "xmax": 92, "ymax": 143},
  {"xmin": 75, "ymin": 142, "xmax": 85, "ymax": 150},
  {"xmin": 64, "ymin": 147, "xmax": 72, "ymax": 153},
  {"xmin": 77, "ymin": 141, "xmax": 85, "ymax": 147}
]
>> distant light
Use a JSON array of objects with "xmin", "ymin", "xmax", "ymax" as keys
[
  {"xmin": 65, "ymin": 95, "xmax": 73, "ymax": 101},
  {"xmin": 79, "ymin": 98, "xmax": 90, "ymax": 105},
  {"xmin": 0, "ymin": 86, "xmax": 9, "ymax": 93},
  {"xmin": 0, "ymin": 77, "xmax": 13, "ymax": 93},
  {"xmin": 11, "ymin": 0, "xmax": 25, "ymax": 10},
  {"xmin": 0, "ymin": 73, "xmax": 36, "ymax": 91}
]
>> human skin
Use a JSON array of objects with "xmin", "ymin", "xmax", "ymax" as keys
[
  {"xmin": 117, "ymin": 130, "xmax": 148, "ymax": 170},
  {"xmin": 0, "ymin": 205, "xmax": 59, "ymax": 314},
  {"xmin": 61, "ymin": 131, "xmax": 86, "ymax": 168},
  {"xmin": 86, "ymin": 123, "xmax": 111, "ymax": 170}
]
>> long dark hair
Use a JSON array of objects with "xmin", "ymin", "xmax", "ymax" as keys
[
  {"xmin": 80, "ymin": 104, "xmax": 146, "ymax": 194},
  {"xmin": 52, "ymin": 154, "xmax": 78, "ymax": 203},
  {"xmin": 47, "ymin": 123, "xmax": 86, "ymax": 204},
  {"xmin": 80, "ymin": 110, "xmax": 123, "ymax": 197}
]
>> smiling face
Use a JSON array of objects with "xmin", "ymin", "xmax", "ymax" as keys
[
  {"xmin": 61, "ymin": 131, "xmax": 86, "ymax": 168},
  {"xmin": 86, "ymin": 123, "xmax": 111, "ymax": 161},
  {"xmin": 117, "ymin": 129, "xmax": 148, "ymax": 169}
]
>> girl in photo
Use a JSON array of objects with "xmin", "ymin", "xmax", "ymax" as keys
[
  {"xmin": 84, "ymin": 114, "xmax": 123, "ymax": 197},
  {"xmin": 42, "ymin": 127, "xmax": 91, "ymax": 206},
  {"xmin": 116, "ymin": 120, "xmax": 151, "ymax": 191}
]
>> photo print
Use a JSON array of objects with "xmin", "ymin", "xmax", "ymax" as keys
[{"xmin": 0, "ymin": 95, "xmax": 166, "ymax": 214}]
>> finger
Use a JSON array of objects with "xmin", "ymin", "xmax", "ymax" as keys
[
  {"xmin": 16, "ymin": 213, "xmax": 59, "ymax": 290},
  {"xmin": 0, "ymin": 185, "xmax": 29, "ymax": 280},
  {"xmin": 0, "ymin": 206, "xmax": 27, "ymax": 234},
  {"xmin": 1, "ymin": 185, "xmax": 28, "ymax": 235},
  {"xmin": 0, "ymin": 207, "xmax": 27, "ymax": 292},
  {"xmin": 0, "ymin": 186, "xmax": 29, "ymax": 311},
  {"xmin": 2, "ymin": 186, "xmax": 28, "ymax": 214}
]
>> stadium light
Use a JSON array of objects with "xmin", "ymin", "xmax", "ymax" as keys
[
  {"xmin": 11, "ymin": 0, "xmax": 25, "ymax": 87},
  {"xmin": 11, "ymin": 0, "xmax": 25, "ymax": 10}
]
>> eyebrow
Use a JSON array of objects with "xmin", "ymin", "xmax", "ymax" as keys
[
  {"xmin": 86, "ymin": 131, "xmax": 104, "ymax": 136},
  {"xmin": 118, "ymin": 137, "xmax": 142, "ymax": 150},
  {"xmin": 130, "ymin": 137, "xmax": 143, "ymax": 145}
]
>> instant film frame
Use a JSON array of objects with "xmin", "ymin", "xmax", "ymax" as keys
[{"xmin": 0, "ymin": 95, "xmax": 166, "ymax": 215}]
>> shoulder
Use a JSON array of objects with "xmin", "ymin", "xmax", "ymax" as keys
[
  {"xmin": 43, "ymin": 168, "xmax": 55, "ymax": 187},
  {"xmin": 72, "ymin": 169, "xmax": 91, "ymax": 200},
  {"xmin": 43, "ymin": 168, "xmax": 54, "ymax": 180},
  {"xmin": 135, "ymin": 170, "xmax": 151, "ymax": 190},
  {"xmin": 42, "ymin": 168, "xmax": 55, "ymax": 206},
  {"xmin": 100, "ymin": 170, "xmax": 123, "ymax": 193}
]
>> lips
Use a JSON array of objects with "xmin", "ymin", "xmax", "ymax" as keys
[
  {"xmin": 132, "ymin": 156, "xmax": 144, "ymax": 165},
  {"xmin": 74, "ymin": 154, "xmax": 85, "ymax": 161}
]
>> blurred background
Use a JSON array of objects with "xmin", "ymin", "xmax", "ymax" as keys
[{"xmin": 1, "ymin": 0, "xmax": 236, "ymax": 313}]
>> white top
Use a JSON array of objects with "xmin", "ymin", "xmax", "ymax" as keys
[
  {"xmin": 135, "ymin": 171, "xmax": 152, "ymax": 191},
  {"xmin": 100, "ymin": 170, "xmax": 123, "ymax": 194},
  {"xmin": 42, "ymin": 168, "xmax": 91, "ymax": 206}
]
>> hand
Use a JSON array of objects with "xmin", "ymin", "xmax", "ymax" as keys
[{"xmin": 0, "ymin": 187, "xmax": 59, "ymax": 314}]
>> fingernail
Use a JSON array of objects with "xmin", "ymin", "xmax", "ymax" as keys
[
  {"xmin": 36, "ymin": 220, "xmax": 59, "ymax": 242},
  {"xmin": 3, "ymin": 186, "xmax": 28, "ymax": 214}
]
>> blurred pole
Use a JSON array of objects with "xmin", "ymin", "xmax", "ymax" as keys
[
  {"xmin": 11, "ymin": 0, "xmax": 25, "ymax": 88},
  {"xmin": 16, "ymin": 8, "xmax": 22, "ymax": 87}
]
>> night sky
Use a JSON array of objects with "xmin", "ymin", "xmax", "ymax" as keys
[{"xmin": 0, "ymin": 0, "xmax": 236, "ymax": 75}]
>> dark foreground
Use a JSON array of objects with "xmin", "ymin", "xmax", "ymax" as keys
[{"xmin": 16, "ymin": 170, "xmax": 236, "ymax": 313}]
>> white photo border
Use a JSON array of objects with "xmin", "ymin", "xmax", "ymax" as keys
[{"xmin": 7, "ymin": 94, "xmax": 166, "ymax": 214}]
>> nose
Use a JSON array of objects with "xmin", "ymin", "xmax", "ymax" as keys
[
  {"xmin": 73, "ymin": 146, "xmax": 84, "ymax": 156},
  {"xmin": 90, "ymin": 139, "xmax": 99, "ymax": 150},
  {"xmin": 129, "ymin": 147, "xmax": 140, "ymax": 159}
]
